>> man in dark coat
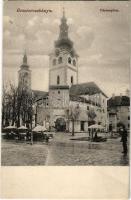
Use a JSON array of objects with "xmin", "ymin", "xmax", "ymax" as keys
[{"xmin": 120, "ymin": 127, "xmax": 128, "ymax": 155}]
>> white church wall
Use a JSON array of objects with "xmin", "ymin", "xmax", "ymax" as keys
[
  {"xmin": 49, "ymin": 67, "xmax": 66, "ymax": 85},
  {"xmin": 49, "ymin": 89, "xmax": 69, "ymax": 108},
  {"xmin": 67, "ymin": 68, "xmax": 77, "ymax": 86}
]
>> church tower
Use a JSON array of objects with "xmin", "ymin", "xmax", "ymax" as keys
[
  {"xmin": 18, "ymin": 52, "xmax": 31, "ymax": 91},
  {"xmin": 49, "ymin": 9, "xmax": 78, "ymax": 88},
  {"xmin": 49, "ymin": 10, "xmax": 79, "ymax": 127}
]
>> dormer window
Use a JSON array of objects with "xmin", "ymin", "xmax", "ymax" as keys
[
  {"xmin": 68, "ymin": 57, "xmax": 72, "ymax": 64},
  {"xmin": 53, "ymin": 59, "xmax": 56, "ymax": 66},
  {"xmin": 58, "ymin": 57, "xmax": 62, "ymax": 64},
  {"xmin": 73, "ymin": 59, "xmax": 76, "ymax": 66}
]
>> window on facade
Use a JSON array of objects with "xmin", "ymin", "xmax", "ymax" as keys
[
  {"xmin": 53, "ymin": 59, "xmax": 56, "ymax": 65},
  {"xmin": 128, "ymin": 124, "xmax": 130, "ymax": 128},
  {"xmin": 87, "ymin": 106, "xmax": 89, "ymax": 110},
  {"xmin": 68, "ymin": 57, "xmax": 72, "ymax": 64},
  {"xmin": 57, "ymin": 76, "xmax": 60, "ymax": 85},
  {"xmin": 58, "ymin": 57, "xmax": 62, "ymax": 64},
  {"xmin": 71, "ymin": 76, "xmax": 73, "ymax": 84},
  {"xmin": 58, "ymin": 91, "xmax": 60, "ymax": 94},
  {"xmin": 128, "ymin": 116, "xmax": 130, "ymax": 120},
  {"xmin": 73, "ymin": 59, "xmax": 76, "ymax": 66}
]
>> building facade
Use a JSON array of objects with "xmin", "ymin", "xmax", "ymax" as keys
[
  {"xmin": 34, "ymin": 11, "xmax": 108, "ymax": 132},
  {"xmin": 108, "ymin": 94, "xmax": 130, "ymax": 132}
]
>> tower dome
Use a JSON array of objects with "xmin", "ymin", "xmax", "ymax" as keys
[{"xmin": 55, "ymin": 9, "xmax": 75, "ymax": 54}]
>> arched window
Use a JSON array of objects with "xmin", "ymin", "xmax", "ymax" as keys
[
  {"xmin": 71, "ymin": 76, "xmax": 73, "ymax": 84},
  {"xmin": 57, "ymin": 75, "xmax": 60, "ymax": 85},
  {"xmin": 68, "ymin": 57, "xmax": 72, "ymax": 64},
  {"xmin": 53, "ymin": 59, "xmax": 56, "ymax": 66},
  {"xmin": 58, "ymin": 57, "xmax": 62, "ymax": 64},
  {"xmin": 73, "ymin": 59, "xmax": 76, "ymax": 66}
]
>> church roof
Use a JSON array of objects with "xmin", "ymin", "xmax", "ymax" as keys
[
  {"xmin": 108, "ymin": 96, "xmax": 130, "ymax": 107},
  {"xmin": 49, "ymin": 85, "xmax": 69, "ymax": 90},
  {"xmin": 70, "ymin": 94, "xmax": 101, "ymax": 107},
  {"xmin": 69, "ymin": 82, "xmax": 108, "ymax": 98},
  {"xmin": 33, "ymin": 90, "xmax": 48, "ymax": 101}
]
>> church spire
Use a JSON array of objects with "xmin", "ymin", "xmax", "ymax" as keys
[
  {"xmin": 59, "ymin": 8, "xmax": 68, "ymax": 39},
  {"xmin": 20, "ymin": 50, "xmax": 29, "ymax": 70},
  {"xmin": 55, "ymin": 9, "xmax": 75, "ymax": 51},
  {"xmin": 62, "ymin": 7, "xmax": 65, "ymax": 19},
  {"xmin": 23, "ymin": 50, "xmax": 27, "ymax": 64}
]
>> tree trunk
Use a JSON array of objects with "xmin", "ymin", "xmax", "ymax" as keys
[
  {"xmin": 72, "ymin": 120, "xmax": 75, "ymax": 136},
  {"xmin": 17, "ymin": 111, "xmax": 20, "ymax": 127}
]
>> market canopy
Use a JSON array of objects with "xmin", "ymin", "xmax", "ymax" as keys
[
  {"xmin": 4, "ymin": 125, "xmax": 17, "ymax": 130},
  {"xmin": 18, "ymin": 126, "xmax": 28, "ymax": 130},
  {"xmin": 88, "ymin": 124, "xmax": 104, "ymax": 129},
  {"xmin": 33, "ymin": 125, "xmax": 47, "ymax": 132}
]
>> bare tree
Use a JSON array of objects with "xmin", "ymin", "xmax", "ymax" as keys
[
  {"xmin": 17, "ymin": 86, "xmax": 33, "ymax": 128},
  {"xmin": 87, "ymin": 108, "xmax": 96, "ymax": 126},
  {"xmin": 2, "ymin": 84, "xmax": 9, "ymax": 127},
  {"xmin": 87, "ymin": 108, "xmax": 97, "ymax": 139},
  {"xmin": 69, "ymin": 104, "xmax": 80, "ymax": 136},
  {"xmin": 2, "ymin": 82, "xmax": 33, "ymax": 129}
]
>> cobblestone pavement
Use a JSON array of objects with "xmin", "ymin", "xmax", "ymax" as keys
[
  {"xmin": 1, "ymin": 140, "xmax": 48, "ymax": 166},
  {"xmin": 45, "ymin": 132, "xmax": 129, "ymax": 166},
  {"xmin": 1, "ymin": 132, "xmax": 129, "ymax": 166}
]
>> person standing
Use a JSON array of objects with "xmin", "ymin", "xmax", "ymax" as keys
[
  {"xmin": 120, "ymin": 127, "xmax": 128, "ymax": 155},
  {"xmin": 45, "ymin": 134, "xmax": 49, "ymax": 144}
]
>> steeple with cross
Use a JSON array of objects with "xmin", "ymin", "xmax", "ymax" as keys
[
  {"xmin": 18, "ymin": 51, "xmax": 31, "ymax": 91},
  {"xmin": 59, "ymin": 8, "xmax": 69, "ymax": 40},
  {"xmin": 49, "ymin": 9, "xmax": 79, "ymax": 88}
]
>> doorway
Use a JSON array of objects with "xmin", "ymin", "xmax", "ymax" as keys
[
  {"xmin": 55, "ymin": 118, "xmax": 66, "ymax": 132},
  {"xmin": 81, "ymin": 121, "xmax": 85, "ymax": 131}
]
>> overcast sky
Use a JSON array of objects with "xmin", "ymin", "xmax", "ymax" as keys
[{"xmin": 3, "ymin": 1, "xmax": 130, "ymax": 97}]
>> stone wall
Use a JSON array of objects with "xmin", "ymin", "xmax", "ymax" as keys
[{"xmin": 49, "ymin": 88, "xmax": 69, "ymax": 108}]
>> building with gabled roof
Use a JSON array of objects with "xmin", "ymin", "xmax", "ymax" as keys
[
  {"xmin": 108, "ymin": 94, "xmax": 130, "ymax": 132},
  {"xmin": 69, "ymin": 82, "xmax": 107, "ymax": 98},
  {"xmin": 34, "ymin": 10, "xmax": 108, "ymax": 132},
  {"xmin": 18, "ymin": 10, "xmax": 108, "ymax": 132}
]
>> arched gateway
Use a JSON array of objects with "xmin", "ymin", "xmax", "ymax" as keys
[{"xmin": 55, "ymin": 118, "xmax": 66, "ymax": 132}]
